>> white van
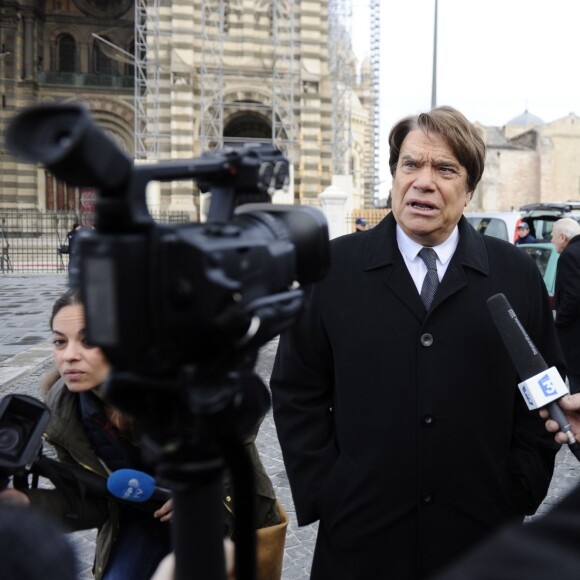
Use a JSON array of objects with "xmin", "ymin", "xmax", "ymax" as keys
[{"xmin": 463, "ymin": 211, "xmax": 522, "ymax": 244}]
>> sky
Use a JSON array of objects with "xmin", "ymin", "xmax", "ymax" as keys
[{"xmin": 352, "ymin": 0, "xmax": 580, "ymax": 196}]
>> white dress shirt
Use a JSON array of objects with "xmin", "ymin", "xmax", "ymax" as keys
[{"xmin": 396, "ymin": 225, "xmax": 459, "ymax": 294}]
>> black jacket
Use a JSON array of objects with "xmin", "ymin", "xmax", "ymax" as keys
[
  {"xmin": 555, "ymin": 234, "xmax": 580, "ymax": 375},
  {"xmin": 271, "ymin": 213, "xmax": 563, "ymax": 579}
]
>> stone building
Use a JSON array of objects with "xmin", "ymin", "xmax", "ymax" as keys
[
  {"xmin": 0, "ymin": 0, "xmax": 135, "ymax": 218},
  {"xmin": 0, "ymin": 0, "xmax": 377, "ymax": 219},
  {"xmin": 473, "ymin": 109, "xmax": 580, "ymax": 211}
]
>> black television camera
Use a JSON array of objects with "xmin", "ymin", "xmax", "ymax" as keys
[
  {"xmin": 6, "ymin": 103, "xmax": 330, "ymax": 579},
  {"xmin": 0, "ymin": 394, "xmax": 51, "ymax": 491}
]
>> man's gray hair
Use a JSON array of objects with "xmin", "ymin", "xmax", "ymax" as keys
[{"xmin": 554, "ymin": 218, "xmax": 580, "ymax": 240}]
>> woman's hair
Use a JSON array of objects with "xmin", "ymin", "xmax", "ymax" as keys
[
  {"xmin": 388, "ymin": 105, "xmax": 486, "ymax": 194},
  {"xmin": 49, "ymin": 288, "xmax": 82, "ymax": 330}
]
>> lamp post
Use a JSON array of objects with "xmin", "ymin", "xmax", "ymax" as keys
[{"xmin": 431, "ymin": 0, "xmax": 438, "ymax": 109}]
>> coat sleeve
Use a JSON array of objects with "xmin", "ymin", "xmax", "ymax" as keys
[
  {"xmin": 25, "ymin": 486, "xmax": 110, "ymax": 532},
  {"xmin": 433, "ymin": 481, "xmax": 580, "ymax": 579},
  {"xmin": 270, "ymin": 283, "xmax": 338, "ymax": 526},
  {"xmin": 507, "ymin": 264, "xmax": 564, "ymax": 515},
  {"xmin": 555, "ymin": 249, "xmax": 580, "ymax": 328}
]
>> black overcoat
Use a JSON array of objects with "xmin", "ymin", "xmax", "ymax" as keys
[
  {"xmin": 271, "ymin": 214, "xmax": 563, "ymax": 579},
  {"xmin": 555, "ymin": 234, "xmax": 580, "ymax": 376}
]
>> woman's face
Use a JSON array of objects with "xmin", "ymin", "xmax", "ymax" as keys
[{"xmin": 51, "ymin": 304, "xmax": 111, "ymax": 393}]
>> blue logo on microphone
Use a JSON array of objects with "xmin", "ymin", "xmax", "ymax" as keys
[
  {"xmin": 521, "ymin": 385, "xmax": 534, "ymax": 407},
  {"xmin": 538, "ymin": 374, "xmax": 556, "ymax": 397}
]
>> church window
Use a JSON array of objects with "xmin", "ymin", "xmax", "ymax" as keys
[{"xmin": 57, "ymin": 34, "xmax": 76, "ymax": 73}]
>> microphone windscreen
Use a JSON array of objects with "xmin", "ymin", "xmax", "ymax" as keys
[
  {"xmin": 107, "ymin": 469, "xmax": 156, "ymax": 503},
  {"xmin": 486, "ymin": 293, "xmax": 548, "ymax": 379}
]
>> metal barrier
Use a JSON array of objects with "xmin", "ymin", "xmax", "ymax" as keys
[{"xmin": 0, "ymin": 210, "xmax": 190, "ymax": 274}]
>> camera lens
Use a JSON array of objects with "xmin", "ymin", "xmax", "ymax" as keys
[{"xmin": 0, "ymin": 425, "xmax": 23, "ymax": 454}]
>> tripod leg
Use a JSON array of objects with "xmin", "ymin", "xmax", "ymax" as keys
[{"xmin": 171, "ymin": 470, "xmax": 226, "ymax": 580}]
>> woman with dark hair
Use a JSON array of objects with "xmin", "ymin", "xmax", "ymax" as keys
[{"xmin": 0, "ymin": 288, "xmax": 173, "ymax": 579}]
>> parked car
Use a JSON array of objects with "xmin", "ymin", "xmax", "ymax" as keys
[
  {"xmin": 466, "ymin": 202, "xmax": 580, "ymax": 245},
  {"xmin": 520, "ymin": 202, "xmax": 580, "ymax": 243},
  {"xmin": 518, "ymin": 242, "xmax": 560, "ymax": 309},
  {"xmin": 464, "ymin": 211, "xmax": 522, "ymax": 243}
]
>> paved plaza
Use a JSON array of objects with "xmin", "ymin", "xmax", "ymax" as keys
[{"xmin": 0, "ymin": 274, "xmax": 579, "ymax": 579}]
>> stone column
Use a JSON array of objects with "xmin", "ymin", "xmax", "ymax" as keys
[{"xmin": 319, "ymin": 183, "xmax": 348, "ymax": 240}]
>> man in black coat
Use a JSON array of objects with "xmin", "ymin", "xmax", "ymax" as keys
[
  {"xmin": 270, "ymin": 106, "xmax": 563, "ymax": 579},
  {"xmin": 552, "ymin": 217, "xmax": 580, "ymax": 394}
]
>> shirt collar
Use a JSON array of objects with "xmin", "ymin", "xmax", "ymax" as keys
[{"xmin": 396, "ymin": 224, "xmax": 459, "ymax": 265}]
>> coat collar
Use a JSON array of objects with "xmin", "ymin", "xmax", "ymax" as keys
[
  {"xmin": 363, "ymin": 213, "xmax": 489, "ymax": 276},
  {"xmin": 362, "ymin": 213, "xmax": 490, "ymax": 319}
]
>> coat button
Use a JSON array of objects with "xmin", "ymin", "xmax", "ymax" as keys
[
  {"xmin": 420, "ymin": 333, "xmax": 434, "ymax": 347},
  {"xmin": 421, "ymin": 493, "xmax": 432, "ymax": 504},
  {"xmin": 422, "ymin": 414, "xmax": 435, "ymax": 426}
]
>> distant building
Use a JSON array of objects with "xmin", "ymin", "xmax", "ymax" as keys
[{"xmin": 473, "ymin": 109, "xmax": 580, "ymax": 211}]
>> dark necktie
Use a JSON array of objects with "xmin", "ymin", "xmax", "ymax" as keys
[{"xmin": 419, "ymin": 248, "xmax": 439, "ymax": 310}]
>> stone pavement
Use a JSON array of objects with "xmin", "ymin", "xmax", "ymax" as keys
[{"xmin": 0, "ymin": 274, "xmax": 579, "ymax": 579}]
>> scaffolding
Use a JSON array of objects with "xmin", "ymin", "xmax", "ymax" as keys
[
  {"xmin": 367, "ymin": 0, "xmax": 381, "ymax": 205},
  {"xmin": 328, "ymin": 0, "xmax": 354, "ymax": 176},
  {"xmin": 199, "ymin": 1, "xmax": 225, "ymax": 151},
  {"xmin": 134, "ymin": 0, "xmax": 161, "ymax": 160},
  {"xmin": 133, "ymin": 0, "xmax": 379, "ymax": 202},
  {"xmin": 270, "ymin": 0, "xmax": 296, "ymax": 157}
]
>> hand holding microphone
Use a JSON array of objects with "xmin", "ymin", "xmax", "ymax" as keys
[
  {"xmin": 540, "ymin": 394, "xmax": 580, "ymax": 445},
  {"xmin": 487, "ymin": 293, "xmax": 580, "ymax": 462}
]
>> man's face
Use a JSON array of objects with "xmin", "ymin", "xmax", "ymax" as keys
[
  {"xmin": 517, "ymin": 226, "xmax": 530, "ymax": 239},
  {"xmin": 390, "ymin": 130, "xmax": 471, "ymax": 246},
  {"xmin": 551, "ymin": 227, "xmax": 567, "ymax": 253}
]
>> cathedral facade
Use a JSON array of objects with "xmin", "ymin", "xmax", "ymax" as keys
[{"xmin": 0, "ymin": 0, "xmax": 374, "ymax": 217}]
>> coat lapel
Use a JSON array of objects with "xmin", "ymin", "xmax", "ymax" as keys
[{"xmin": 362, "ymin": 214, "xmax": 490, "ymax": 318}]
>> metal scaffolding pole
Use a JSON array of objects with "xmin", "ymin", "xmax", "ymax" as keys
[
  {"xmin": 367, "ymin": 0, "xmax": 381, "ymax": 205},
  {"xmin": 328, "ymin": 0, "xmax": 354, "ymax": 176},
  {"xmin": 271, "ymin": 0, "xmax": 297, "ymax": 159},
  {"xmin": 199, "ymin": 1, "xmax": 225, "ymax": 151},
  {"xmin": 134, "ymin": 0, "xmax": 161, "ymax": 160}
]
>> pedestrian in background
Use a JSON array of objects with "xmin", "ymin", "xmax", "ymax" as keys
[
  {"xmin": 515, "ymin": 221, "xmax": 537, "ymax": 244},
  {"xmin": 552, "ymin": 217, "xmax": 580, "ymax": 394},
  {"xmin": 355, "ymin": 217, "xmax": 368, "ymax": 232},
  {"xmin": 271, "ymin": 106, "xmax": 562, "ymax": 579}
]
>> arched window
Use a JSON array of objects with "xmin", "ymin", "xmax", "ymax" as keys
[
  {"xmin": 93, "ymin": 38, "xmax": 113, "ymax": 75},
  {"xmin": 57, "ymin": 34, "xmax": 76, "ymax": 73}
]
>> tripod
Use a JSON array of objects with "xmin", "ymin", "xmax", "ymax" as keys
[
  {"xmin": 0, "ymin": 219, "xmax": 13, "ymax": 273},
  {"xmin": 105, "ymin": 366, "xmax": 269, "ymax": 580}
]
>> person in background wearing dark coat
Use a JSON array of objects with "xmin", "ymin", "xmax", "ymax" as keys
[
  {"xmin": 270, "ymin": 106, "xmax": 563, "ymax": 579},
  {"xmin": 552, "ymin": 217, "xmax": 580, "ymax": 394},
  {"xmin": 355, "ymin": 217, "xmax": 368, "ymax": 232},
  {"xmin": 515, "ymin": 221, "xmax": 537, "ymax": 245},
  {"xmin": 66, "ymin": 222, "xmax": 81, "ymax": 252}
]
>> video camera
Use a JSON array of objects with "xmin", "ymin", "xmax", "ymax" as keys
[
  {"xmin": 6, "ymin": 103, "xmax": 329, "ymax": 375},
  {"xmin": 0, "ymin": 394, "xmax": 51, "ymax": 491},
  {"xmin": 6, "ymin": 103, "xmax": 330, "ymax": 579}
]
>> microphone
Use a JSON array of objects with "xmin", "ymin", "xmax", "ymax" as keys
[
  {"xmin": 33, "ymin": 456, "xmax": 171, "ymax": 509},
  {"xmin": 487, "ymin": 293, "xmax": 580, "ymax": 461},
  {"xmin": 107, "ymin": 469, "xmax": 172, "ymax": 504}
]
